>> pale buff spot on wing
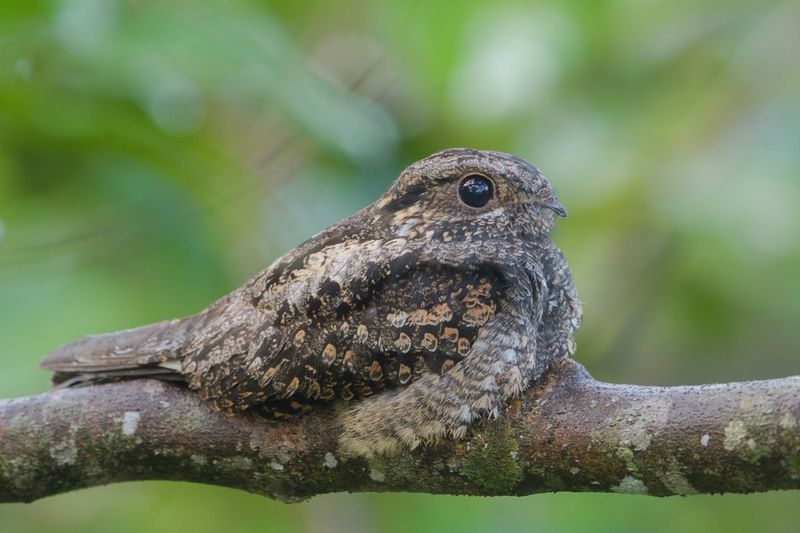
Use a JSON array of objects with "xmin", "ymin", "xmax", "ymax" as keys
[
  {"xmin": 406, "ymin": 306, "xmax": 452, "ymax": 327},
  {"xmin": 368, "ymin": 361, "xmax": 383, "ymax": 381},
  {"xmin": 388, "ymin": 311, "xmax": 409, "ymax": 328},
  {"xmin": 421, "ymin": 332, "xmax": 438, "ymax": 352},
  {"xmin": 407, "ymin": 309, "xmax": 429, "ymax": 326},
  {"xmin": 394, "ymin": 332, "xmax": 412, "ymax": 353},
  {"xmin": 414, "ymin": 355, "xmax": 427, "ymax": 375},
  {"xmin": 285, "ymin": 377, "xmax": 300, "ymax": 397},
  {"xmin": 293, "ymin": 330, "xmax": 306, "ymax": 347},
  {"xmin": 259, "ymin": 366, "xmax": 277, "ymax": 387},
  {"xmin": 343, "ymin": 350, "xmax": 357, "ymax": 373},
  {"xmin": 463, "ymin": 303, "xmax": 496, "ymax": 326},
  {"xmin": 355, "ymin": 324, "xmax": 369, "ymax": 343},
  {"xmin": 441, "ymin": 359, "xmax": 455, "ymax": 374},
  {"xmin": 428, "ymin": 303, "xmax": 453, "ymax": 324},
  {"xmin": 398, "ymin": 363, "xmax": 412, "ymax": 384},
  {"xmin": 322, "ymin": 343, "xmax": 337, "ymax": 365},
  {"xmin": 443, "ymin": 327, "xmax": 459, "ymax": 343},
  {"xmin": 457, "ymin": 337, "xmax": 471, "ymax": 356}
]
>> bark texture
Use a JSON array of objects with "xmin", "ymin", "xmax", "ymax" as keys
[{"xmin": 1, "ymin": 359, "xmax": 798, "ymax": 503}]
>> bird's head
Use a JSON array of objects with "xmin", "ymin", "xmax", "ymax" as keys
[{"xmin": 375, "ymin": 148, "xmax": 566, "ymax": 239}]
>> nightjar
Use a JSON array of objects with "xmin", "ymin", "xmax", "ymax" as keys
[{"xmin": 41, "ymin": 148, "xmax": 582, "ymax": 457}]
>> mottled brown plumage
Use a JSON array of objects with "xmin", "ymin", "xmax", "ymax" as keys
[{"xmin": 41, "ymin": 148, "xmax": 582, "ymax": 457}]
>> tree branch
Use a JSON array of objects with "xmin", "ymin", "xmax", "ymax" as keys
[{"xmin": 1, "ymin": 359, "xmax": 798, "ymax": 503}]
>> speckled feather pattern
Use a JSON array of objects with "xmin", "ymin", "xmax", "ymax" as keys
[{"xmin": 41, "ymin": 148, "xmax": 582, "ymax": 457}]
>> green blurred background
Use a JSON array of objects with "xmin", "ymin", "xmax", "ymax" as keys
[{"xmin": 1, "ymin": 0, "xmax": 799, "ymax": 531}]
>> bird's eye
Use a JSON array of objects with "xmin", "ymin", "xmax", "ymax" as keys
[{"xmin": 458, "ymin": 175, "xmax": 494, "ymax": 208}]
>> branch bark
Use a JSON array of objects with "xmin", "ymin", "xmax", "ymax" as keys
[{"xmin": 1, "ymin": 360, "xmax": 798, "ymax": 503}]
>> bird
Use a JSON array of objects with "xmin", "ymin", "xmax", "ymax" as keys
[{"xmin": 41, "ymin": 148, "xmax": 582, "ymax": 457}]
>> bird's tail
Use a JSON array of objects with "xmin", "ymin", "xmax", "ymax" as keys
[{"xmin": 40, "ymin": 316, "xmax": 197, "ymax": 386}]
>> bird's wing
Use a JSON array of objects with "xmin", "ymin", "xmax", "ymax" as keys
[
  {"xmin": 181, "ymin": 238, "xmax": 506, "ymax": 414},
  {"xmin": 339, "ymin": 261, "xmax": 544, "ymax": 456}
]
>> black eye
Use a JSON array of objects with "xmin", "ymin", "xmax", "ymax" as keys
[{"xmin": 458, "ymin": 175, "xmax": 494, "ymax": 208}]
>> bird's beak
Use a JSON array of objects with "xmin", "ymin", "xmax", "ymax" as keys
[{"xmin": 536, "ymin": 192, "xmax": 568, "ymax": 218}]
